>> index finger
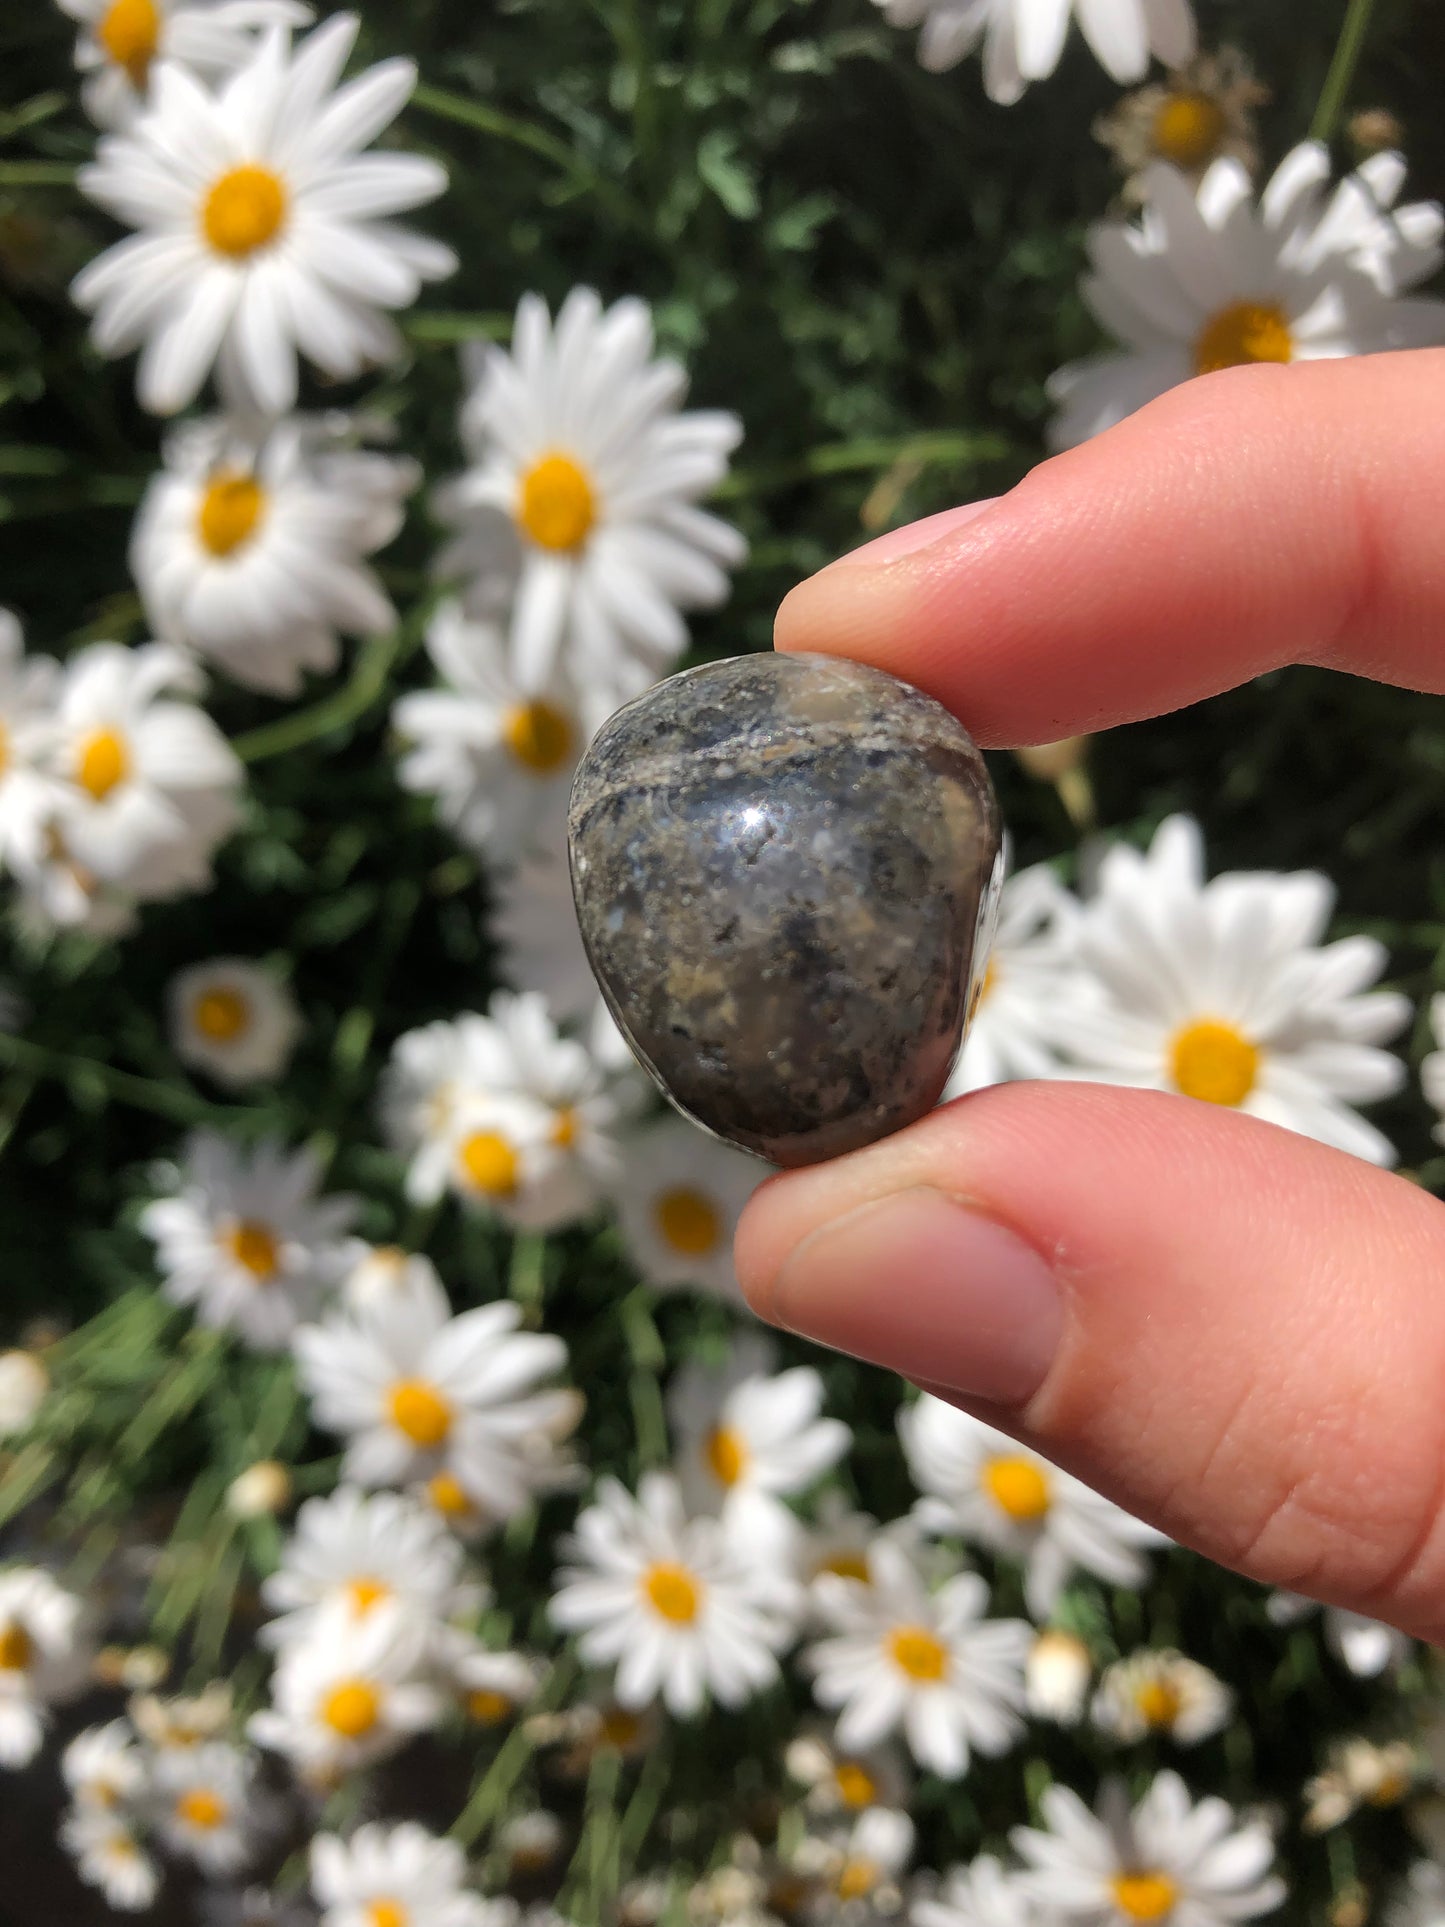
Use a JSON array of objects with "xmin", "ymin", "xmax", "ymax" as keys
[{"xmin": 774, "ymin": 349, "xmax": 1445, "ymax": 746}]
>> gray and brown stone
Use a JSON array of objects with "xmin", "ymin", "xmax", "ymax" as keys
[{"xmin": 567, "ymin": 652, "xmax": 1002, "ymax": 1168}]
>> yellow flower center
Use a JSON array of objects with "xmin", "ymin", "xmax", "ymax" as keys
[
  {"xmin": 203, "ymin": 164, "xmax": 288, "ymax": 259},
  {"xmin": 835, "ymin": 1761, "xmax": 878, "ymax": 1809},
  {"xmin": 1151, "ymin": 91, "xmax": 1227, "ymax": 170},
  {"xmin": 321, "ymin": 1678, "xmax": 380, "ymax": 1739},
  {"xmin": 197, "ymin": 471, "xmax": 265, "ymax": 557},
  {"xmin": 0, "ymin": 1623, "xmax": 32, "ymax": 1672},
  {"xmin": 642, "ymin": 1560, "xmax": 701, "ymax": 1624},
  {"xmin": 835, "ymin": 1860, "xmax": 880, "ymax": 1903},
  {"xmin": 387, "ymin": 1378, "xmax": 452, "ymax": 1448},
  {"xmin": 466, "ymin": 1688, "xmax": 514, "ymax": 1726},
  {"xmin": 820, "ymin": 1550, "xmax": 871, "ymax": 1583},
  {"xmin": 598, "ymin": 1707, "xmax": 642, "ymax": 1749},
  {"xmin": 193, "ymin": 987, "xmax": 250, "ymax": 1042},
  {"xmin": 704, "ymin": 1424, "xmax": 748, "ymax": 1488},
  {"xmin": 76, "ymin": 728, "xmax": 130, "ymax": 800},
  {"xmin": 1136, "ymin": 1678, "xmax": 1184, "ymax": 1728},
  {"xmin": 1111, "ymin": 1873, "xmax": 1178, "ymax": 1922},
  {"xmin": 888, "ymin": 1624, "xmax": 949, "ymax": 1683},
  {"xmin": 98, "ymin": 0, "xmax": 160, "ymax": 87},
  {"xmin": 550, "ymin": 1106, "xmax": 578, "ymax": 1149},
  {"xmin": 346, "ymin": 1577, "xmax": 390, "ymax": 1617},
  {"xmin": 1194, "ymin": 300, "xmax": 1293, "ymax": 376},
  {"xmin": 1369, "ymin": 1769, "xmax": 1409, "ymax": 1807},
  {"xmin": 368, "ymin": 1904, "xmax": 409, "ymax": 1927},
  {"xmin": 1168, "ymin": 1017, "xmax": 1259, "ymax": 1106},
  {"xmin": 225, "ymin": 1220, "xmax": 279, "ymax": 1280},
  {"xmin": 503, "ymin": 699, "xmax": 575, "ymax": 774},
  {"xmin": 977, "ymin": 957, "xmax": 999, "ymax": 1005},
  {"xmin": 654, "ymin": 1186, "xmax": 722, "ymax": 1257},
  {"xmin": 516, "ymin": 453, "xmax": 596, "ymax": 552},
  {"xmin": 176, "ymin": 1788, "xmax": 227, "ymax": 1830},
  {"xmin": 458, "ymin": 1130, "xmax": 519, "ymax": 1198},
  {"xmin": 982, "ymin": 1454, "xmax": 1052, "ymax": 1522},
  {"xmin": 427, "ymin": 1471, "xmax": 474, "ymax": 1518}
]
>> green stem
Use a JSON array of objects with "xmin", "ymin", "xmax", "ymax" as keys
[
  {"xmin": 1309, "ymin": 0, "xmax": 1379, "ymax": 143},
  {"xmin": 0, "ymin": 1032, "xmax": 269, "ymax": 1129},
  {"xmin": 716, "ymin": 429, "xmax": 1015, "ymax": 501},
  {"xmin": 0, "ymin": 162, "xmax": 77, "ymax": 187},
  {"xmin": 232, "ymin": 603, "xmax": 429, "ymax": 764},
  {"xmin": 410, "ymin": 85, "xmax": 647, "ymax": 234}
]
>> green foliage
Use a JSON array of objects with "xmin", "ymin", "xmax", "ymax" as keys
[{"xmin": 0, "ymin": 0, "xmax": 1444, "ymax": 1917}]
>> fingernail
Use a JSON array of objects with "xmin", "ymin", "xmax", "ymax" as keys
[
  {"xmin": 768, "ymin": 1187, "xmax": 1063, "ymax": 1406},
  {"xmin": 832, "ymin": 500, "xmax": 1000, "ymax": 570}
]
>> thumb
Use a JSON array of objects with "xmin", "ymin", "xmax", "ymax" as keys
[{"xmin": 735, "ymin": 1082, "xmax": 1445, "ymax": 1642}]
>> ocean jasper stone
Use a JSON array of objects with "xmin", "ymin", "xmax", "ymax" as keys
[{"xmin": 567, "ymin": 652, "xmax": 1002, "ymax": 1168}]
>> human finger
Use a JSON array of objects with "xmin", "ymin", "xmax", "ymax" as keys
[
  {"xmin": 774, "ymin": 350, "xmax": 1445, "ymax": 745},
  {"xmin": 735, "ymin": 1080, "xmax": 1445, "ymax": 1642}
]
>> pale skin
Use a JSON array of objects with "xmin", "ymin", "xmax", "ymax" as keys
[{"xmin": 736, "ymin": 348, "xmax": 1445, "ymax": 1647}]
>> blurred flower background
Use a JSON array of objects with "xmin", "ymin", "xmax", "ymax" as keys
[{"xmin": 1, "ymin": 0, "xmax": 1444, "ymax": 1920}]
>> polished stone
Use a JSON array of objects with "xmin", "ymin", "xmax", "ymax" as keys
[{"xmin": 568, "ymin": 652, "xmax": 1002, "ymax": 1167}]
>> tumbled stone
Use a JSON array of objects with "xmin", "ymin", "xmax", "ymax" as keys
[{"xmin": 567, "ymin": 652, "xmax": 1002, "ymax": 1168}]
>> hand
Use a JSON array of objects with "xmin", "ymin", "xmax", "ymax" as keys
[{"xmin": 737, "ymin": 348, "xmax": 1445, "ymax": 1646}]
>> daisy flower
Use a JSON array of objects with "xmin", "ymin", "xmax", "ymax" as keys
[
  {"xmin": 1049, "ymin": 145, "xmax": 1445, "ymax": 449},
  {"xmin": 614, "ymin": 1115, "xmax": 766, "ymax": 1300},
  {"xmin": 1265, "ymin": 1590, "xmax": 1412, "ymax": 1677},
  {"xmin": 1057, "ymin": 814, "xmax": 1411, "ymax": 1165},
  {"xmin": 61, "ymin": 1806, "xmax": 161, "ymax": 1913},
  {"xmin": 0, "ymin": 1567, "xmax": 90, "ymax": 1767},
  {"xmin": 1092, "ymin": 1650, "xmax": 1232, "ymax": 1746},
  {"xmin": 260, "ymin": 1484, "xmax": 477, "ymax": 1657},
  {"xmin": 24, "ymin": 640, "xmax": 242, "ymax": 916},
  {"xmin": 130, "ymin": 1682, "xmax": 233, "ymax": 1752},
  {"xmin": 451, "ymin": 992, "xmax": 624, "ymax": 1225},
  {"xmin": 434, "ymin": 287, "xmax": 746, "ymax": 701},
  {"xmin": 1025, "ymin": 1628, "xmax": 1093, "ymax": 1725},
  {"xmin": 382, "ymin": 994, "xmax": 622, "ymax": 1225},
  {"xmin": 63, "ymin": 1720, "xmax": 148, "ymax": 1810},
  {"xmin": 1421, "ymin": 994, "xmax": 1445, "ymax": 1145},
  {"xmin": 140, "ymin": 1133, "xmax": 359, "ymax": 1351},
  {"xmin": 912, "ymin": 1856, "xmax": 1036, "ymax": 1927},
  {"xmin": 0, "ymin": 1349, "xmax": 48, "ymax": 1438},
  {"xmin": 785, "ymin": 1728, "xmax": 910, "ymax": 1817},
  {"xmin": 73, "ymin": 13, "xmax": 455, "ymax": 415},
  {"xmin": 870, "ymin": 0, "xmax": 1195, "ymax": 104},
  {"xmin": 801, "ymin": 1495, "xmax": 894, "ymax": 1595},
  {"xmin": 0, "ymin": 610, "xmax": 62, "ymax": 874},
  {"xmin": 492, "ymin": 846, "xmax": 638, "ymax": 1073},
  {"xmin": 1303, "ymin": 1737, "xmax": 1419, "ymax": 1834},
  {"xmin": 805, "ymin": 1538, "xmax": 1030, "ymax": 1779},
  {"xmin": 152, "ymin": 1740, "xmax": 256, "ymax": 1874},
  {"xmin": 132, "ymin": 412, "xmax": 417, "ymax": 694},
  {"xmin": 292, "ymin": 1256, "xmax": 577, "ymax": 1524},
  {"xmin": 1094, "ymin": 47, "xmax": 1269, "ymax": 203},
  {"xmin": 1013, "ymin": 1771, "xmax": 1285, "ymax": 1925},
  {"xmin": 499, "ymin": 1810, "xmax": 565, "ymax": 1880},
  {"xmin": 59, "ymin": 0, "xmax": 310, "ymax": 131},
  {"xmin": 249, "ymin": 1612, "xmax": 443, "ymax": 1778},
  {"xmin": 311, "ymin": 1820, "xmax": 492, "ymax": 1927},
  {"xmin": 549, "ymin": 1471, "xmax": 802, "ymax": 1717},
  {"xmin": 446, "ymin": 1638, "xmax": 542, "ymax": 1730},
  {"xmin": 791, "ymin": 1808, "xmax": 914, "ymax": 1923},
  {"xmin": 1390, "ymin": 1864, "xmax": 1445, "ymax": 1927},
  {"xmin": 667, "ymin": 1331, "xmax": 850, "ymax": 1519},
  {"xmin": 901, "ymin": 1395, "xmax": 1165, "ymax": 1620},
  {"xmin": 226, "ymin": 1459, "xmax": 293, "ymax": 1518},
  {"xmin": 944, "ymin": 862, "xmax": 1076, "ymax": 1097},
  {"xmin": 167, "ymin": 958, "xmax": 302, "ymax": 1086},
  {"xmin": 534, "ymin": 1689, "xmax": 661, "ymax": 1777},
  {"xmin": 393, "ymin": 600, "xmax": 590, "ymax": 863}
]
